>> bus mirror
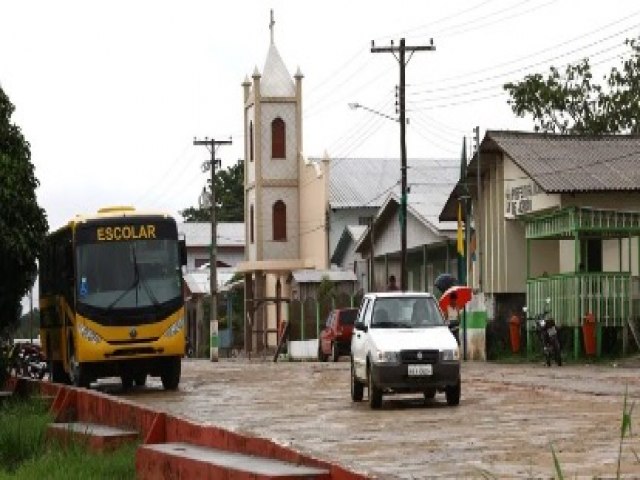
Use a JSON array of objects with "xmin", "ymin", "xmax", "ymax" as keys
[{"xmin": 179, "ymin": 239, "xmax": 187, "ymax": 266}]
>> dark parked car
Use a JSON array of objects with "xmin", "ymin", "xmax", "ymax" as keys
[{"xmin": 318, "ymin": 308, "xmax": 358, "ymax": 362}]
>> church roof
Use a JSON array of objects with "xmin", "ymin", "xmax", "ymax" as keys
[{"xmin": 261, "ymin": 43, "xmax": 295, "ymax": 97}]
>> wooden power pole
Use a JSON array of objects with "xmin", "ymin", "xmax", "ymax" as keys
[
  {"xmin": 193, "ymin": 137, "xmax": 232, "ymax": 361},
  {"xmin": 371, "ymin": 38, "xmax": 435, "ymax": 292}
]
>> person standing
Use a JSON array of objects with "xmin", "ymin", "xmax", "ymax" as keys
[
  {"xmin": 387, "ymin": 275, "xmax": 399, "ymax": 291},
  {"xmin": 445, "ymin": 292, "xmax": 460, "ymax": 344}
]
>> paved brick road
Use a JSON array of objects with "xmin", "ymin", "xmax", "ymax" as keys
[{"xmin": 119, "ymin": 358, "xmax": 640, "ymax": 479}]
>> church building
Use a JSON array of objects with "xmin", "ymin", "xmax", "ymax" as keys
[{"xmin": 236, "ymin": 12, "xmax": 331, "ymax": 352}]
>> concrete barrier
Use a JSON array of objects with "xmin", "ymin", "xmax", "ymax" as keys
[{"xmin": 5, "ymin": 376, "xmax": 370, "ymax": 479}]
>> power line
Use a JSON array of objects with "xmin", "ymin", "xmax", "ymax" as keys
[
  {"xmin": 410, "ymin": 15, "xmax": 640, "ymax": 89},
  {"xmin": 409, "ymin": 28, "xmax": 635, "ymax": 95}
]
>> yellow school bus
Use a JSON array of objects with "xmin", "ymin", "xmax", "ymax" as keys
[{"xmin": 39, "ymin": 206, "xmax": 186, "ymax": 389}]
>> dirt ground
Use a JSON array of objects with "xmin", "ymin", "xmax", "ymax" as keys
[{"xmin": 117, "ymin": 357, "xmax": 640, "ymax": 479}]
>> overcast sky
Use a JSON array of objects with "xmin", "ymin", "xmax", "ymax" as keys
[{"xmin": 3, "ymin": 0, "xmax": 639, "ymax": 311}]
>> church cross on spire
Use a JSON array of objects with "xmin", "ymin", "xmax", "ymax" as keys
[{"xmin": 269, "ymin": 9, "xmax": 275, "ymax": 44}]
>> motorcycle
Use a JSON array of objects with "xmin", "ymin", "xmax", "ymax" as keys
[
  {"xmin": 13, "ymin": 343, "xmax": 48, "ymax": 379},
  {"xmin": 524, "ymin": 298, "xmax": 562, "ymax": 367}
]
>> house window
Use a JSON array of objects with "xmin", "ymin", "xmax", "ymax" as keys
[
  {"xmin": 249, "ymin": 121, "xmax": 254, "ymax": 162},
  {"xmin": 271, "ymin": 117, "xmax": 285, "ymax": 159},
  {"xmin": 250, "ymin": 205, "xmax": 255, "ymax": 244},
  {"xmin": 273, "ymin": 200, "xmax": 286, "ymax": 241},
  {"xmin": 194, "ymin": 258, "xmax": 209, "ymax": 269}
]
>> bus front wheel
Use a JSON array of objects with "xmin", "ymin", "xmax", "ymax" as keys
[
  {"xmin": 50, "ymin": 361, "xmax": 69, "ymax": 384},
  {"xmin": 160, "ymin": 356, "xmax": 181, "ymax": 391},
  {"xmin": 69, "ymin": 352, "xmax": 91, "ymax": 389}
]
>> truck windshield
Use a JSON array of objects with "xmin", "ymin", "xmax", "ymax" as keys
[
  {"xmin": 371, "ymin": 297, "xmax": 445, "ymax": 328},
  {"xmin": 76, "ymin": 239, "xmax": 181, "ymax": 310}
]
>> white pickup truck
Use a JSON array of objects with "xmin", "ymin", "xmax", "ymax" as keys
[{"xmin": 350, "ymin": 292, "xmax": 461, "ymax": 409}]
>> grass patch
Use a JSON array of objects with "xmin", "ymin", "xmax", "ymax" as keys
[
  {"xmin": 0, "ymin": 396, "xmax": 137, "ymax": 479},
  {"xmin": 0, "ymin": 396, "xmax": 52, "ymax": 472},
  {"xmin": 2, "ymin": 441, "xmax": 137, "ymax": 480}
]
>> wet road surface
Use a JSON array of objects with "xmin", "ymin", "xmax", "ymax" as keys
[{"xmin": 114, "ymin": 358, "xmax": 640, "ymax": 479}]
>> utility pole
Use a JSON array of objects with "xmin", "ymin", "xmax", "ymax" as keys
[
  {"xmin": 193, "ymin": 136, "xmax": 232, "ymax": 362},
  {"xmin": 371, "ymin": 37, "xmax": 435, "ymax": 292},
  {"xmin": 474, "ymin": 126, "xmax": 482, "ymax": 292}
]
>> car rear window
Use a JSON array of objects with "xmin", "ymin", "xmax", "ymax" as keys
[{"xmin": 338, "ymin": 309, "xmax": 357, "ymax": 325}]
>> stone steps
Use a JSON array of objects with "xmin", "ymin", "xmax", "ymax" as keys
[
  {"xmin": 47, "ymin": 421, "xmax": 139, "ymax": 452},
  {"xmin": 137, "ymin": 441, "xmax": 332, "ymax": 480}
]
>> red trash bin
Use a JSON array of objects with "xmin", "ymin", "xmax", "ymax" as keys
[
  {"xmin": 582, "ymin": 313, "xmax": 596, "ymax": 356},
  {"xmin": 509, "ymin": 314, "xmax": 521, "ymax": 353}
]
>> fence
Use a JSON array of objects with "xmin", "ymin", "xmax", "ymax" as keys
[
  {"xmin": 527, "ymin": 273, "xmax": 632, "ymax": 327},
  {"xmin": 288, "ymin": 293, "xmax": 361, "ymax": 341}
]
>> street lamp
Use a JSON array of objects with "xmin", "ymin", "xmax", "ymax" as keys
[
  {"xmin": 348, "ymin": 102, "xmax": 399, "ymax": 123},
  {"xmin": 349, "ymin": 101, "xmax": 408, "ymax": 291}
]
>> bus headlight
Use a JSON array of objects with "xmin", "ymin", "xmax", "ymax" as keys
[
  {"xmin": 163, "ymin": 316, "xmax": 184, "ymax": 338},
  {"xmin": 442, "ymin": 348, "xmax": 460, "ymax": 361},
  {"xmin": 78, "ymin": 324, "xmax": 102, "ymax": 344}
]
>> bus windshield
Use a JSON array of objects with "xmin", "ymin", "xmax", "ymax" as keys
[{"xmin": 76, "ymin": 239, "xmax": 181, "ymax": 310}]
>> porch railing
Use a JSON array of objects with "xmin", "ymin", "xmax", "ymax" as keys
[{"xmin": 526, "ymin": 273, "xmax": 632, "ymax": 327}]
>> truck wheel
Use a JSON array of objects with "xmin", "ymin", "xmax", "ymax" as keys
[
  {"xmin": 160, "ymin": 356, "xmax": 181, "ymax": 390},
  {"xmin": 368, "ymin": 366, "xmax": 382, "ymax": 409},
  {"xmin": 445, "ymin": 380, "xmax": 461, "ymax": 406},
  {"xmin": 331, "ymin": 343, "xmax": 340, "ymax": 362},
  {"xmin": 350, "ymin": 359, "xmax": 363, "ymax": 402}
]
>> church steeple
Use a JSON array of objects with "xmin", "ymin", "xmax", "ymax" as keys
[{"xmin": 261, "ymin": 10, "xmax": 294, "ymax": 97}]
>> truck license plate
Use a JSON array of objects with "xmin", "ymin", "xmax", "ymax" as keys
[{"xmin": 408, "ymin": 364, "xmax": 432, "ymax": 376}]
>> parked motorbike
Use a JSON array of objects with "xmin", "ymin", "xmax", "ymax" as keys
[
  {"xmin": 13, "ymin": 343, "xmax": 48, "ymax": 379},
  {"xmin": 524, "ymin": 298, "xmax": 562, "ymax": 367}
]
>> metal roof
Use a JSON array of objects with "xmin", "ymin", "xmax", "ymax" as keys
[
  {"xmin": 331, "ymin": 225, "xmax": 368, "ymax": 265},
  {"xmin": 480, "ymin": 131, "xmax": 640, "ymax": 193},
  {"xmin": 177, "ymin": 222, "xmax": 245, "ymax": 247},
  {"xmin": 291, "ymin": 269, "xmax": 357, "ymax": 283},
  {"xmin": 327, "ymin": 157, "xmax": 459, "ymax": 209}
]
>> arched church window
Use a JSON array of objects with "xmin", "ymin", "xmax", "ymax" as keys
[
  {"xmin": 271, "ymin": 117, "xmax": 285, "ymax": 159},
  {"xmin": 273, "ymin": 200, "xmax": 286, "ymax": 241},
  {"xmin": 249, "ymin": 121, "xmax": 254, "ymax": 162},
  {"xmin": 250, "ymin": 205, "xmax": 255, "ymax": 244}
]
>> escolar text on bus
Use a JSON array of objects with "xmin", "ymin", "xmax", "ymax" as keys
[{"xmin": 96, "ymin": 225, "xmax": 157, "ymax": 241}]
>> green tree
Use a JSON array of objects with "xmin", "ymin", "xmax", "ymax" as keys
[
  {"xmin": 180, "ymin": 160, "xmax": 244, "ymax": 222},
  {"xmin": 0, "ymin": 86, "xmax": 48, "ymax": 334},
  {"xmin": 504, "ymin": 38, "xmax": 640, "ymax": 134}
]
